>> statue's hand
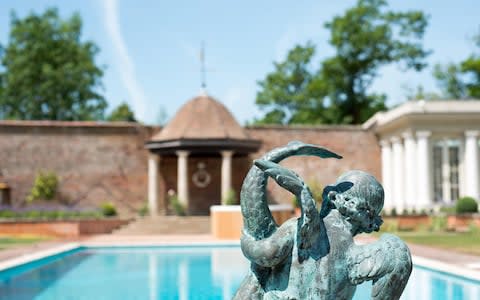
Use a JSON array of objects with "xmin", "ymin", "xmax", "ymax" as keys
[{"xmin": 254, "ymin": 159, "xmax": 304, "ymax": 196}]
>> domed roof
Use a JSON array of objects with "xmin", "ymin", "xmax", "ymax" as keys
[
  {"xmin": 152, "ymin": 94, "xmax": 248, "ymax": 141},
  {"xmin": 146, "ymin": 93, "xmax": 260, "ymax": 154}
]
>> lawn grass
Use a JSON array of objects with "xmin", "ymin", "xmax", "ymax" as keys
[
  {"xmin": 374, "ymin": 231, "xmax": 480, "ymax": 256},
  {"xmin": 0, "ymin": 235, "xmax": 48, "ymax": 250}
]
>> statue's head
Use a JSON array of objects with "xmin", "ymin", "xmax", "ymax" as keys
[{"xmin": 326, "ymin": 170, "xmax": 384, "ymax": 236}]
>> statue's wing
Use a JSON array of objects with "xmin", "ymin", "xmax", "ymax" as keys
[
  {"xmin": 241, "ymin": 141, "xmax": 341, "ymax": 240},
  {"xmin": 347, "ymin": 234, "xmax": 412, "ymax": 300}
]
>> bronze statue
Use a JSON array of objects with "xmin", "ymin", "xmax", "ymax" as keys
[{"xmin": 234, "ymin": 141, "xmax": 412, "ymax": 300}]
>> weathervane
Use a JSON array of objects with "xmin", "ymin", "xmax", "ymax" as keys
[{"xmin": 200, "ymin": 41, "xmax": 207, "ymax": 91}]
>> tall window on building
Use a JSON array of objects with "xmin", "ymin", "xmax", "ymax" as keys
[
  {"xmin": 433, "ymin": 144, "xmax": 443, "ymax": 203},
  {"xmin": 449, "ymin": 146, "xmax": 460, "ymax": 202},
  {"xmin": 432, "ymin": 139, "xmax": 460, "ymax": 204}
]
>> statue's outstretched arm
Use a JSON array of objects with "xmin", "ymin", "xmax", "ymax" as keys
[{"xmin": 347, "ymin": 234, "xmax": 412, "ymax": 300}]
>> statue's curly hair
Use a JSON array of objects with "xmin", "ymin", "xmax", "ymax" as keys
[{"xmin": 327, "ymin": 170, "xmax": 384, "ymax": 235}]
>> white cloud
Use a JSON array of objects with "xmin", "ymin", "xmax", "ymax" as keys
[{"xmin": 102, "ymin": 0, "xmax": 147, "ymax": 121}]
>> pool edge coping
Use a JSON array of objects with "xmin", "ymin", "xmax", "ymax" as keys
[
  {"xmin": 0, "ymin": 242, "xmax": 81, "ymax": 272},
  {"xmin": 0, "ymin": 241, "xmax": 479, "ymax": 283},
  {"xmin": 412, "ymin": 255, "xmax": 480, "ymax": 282}
]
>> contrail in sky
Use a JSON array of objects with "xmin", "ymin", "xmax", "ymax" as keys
[{"xmin": 102, "ymin": 0, "xmax": 147, "ymax": 121}]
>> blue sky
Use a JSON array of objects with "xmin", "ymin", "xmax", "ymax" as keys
[{"xmin": 0, "ymin": 1, "xmax": 478, "ymax": 125}]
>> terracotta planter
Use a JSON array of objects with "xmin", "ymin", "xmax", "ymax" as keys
[
  {"xmin": 383, "ymin": 215, "xmax": 431, "ymax": 231},
  {"xmin": 0, "ymin": 219, "xmax": 130, "ymax": 237},
  {"xmin": 447, "ymin": 214, "xmax": 480, "ymax": 231},
  {"xmin": 210, "ymin": 205, "xmax": 293, "ymax": 240}
]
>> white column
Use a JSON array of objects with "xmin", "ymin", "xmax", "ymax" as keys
[
  {"xmin": 464, "ymin": 131, "xmax": 480, "ymax": 200},
  {"xmin": 391, "ymin": 136, "xmax": 405, "ymax": 213},
  {"xmin": 148, "ymin": 154, "xmax": 159, "ymax": 216},
  {"xmin": 417, "ymin": 131, "xmax": 432, "ymax": 210},
  {"xmin": 221, "ymin": 150, "xmax": 234, "ymax": 204},
  {"xmin": 403, "ymin": 132, "xmax": 416, "ymax": 211},
  {"xmin": 380, "ymin": 140, "xmax": 394, "ymax": 212},
  {"xmin": 176, "ymin": 150, "xmax": 190, "ymax": 210}
]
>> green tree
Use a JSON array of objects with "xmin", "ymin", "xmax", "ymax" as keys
[
  {"xmin": 0, "ymin": 8, "xmax": 106, "ymax": 120},
  {"xmin": 107, "ymin": 102, "xmax": 136, "ymax": 122},
  {"xmin": 402, "ymin": 84, "xmax": 441, "ymax": 101},
  {"xmin": 254, "ymin": 43, "xmax": 327, "ymax": 125},
  {"xmin": 255, "ymin": 0, "xmax": 429, "ymax": 125},
  {"xmin": 433, "ymin": 63, "xmax": 466, "ymax": 99},
  {"xmin": 433, "ymin": 31, "xmax": 480, "ymax": 99},
  {"xmin": 461, "ymin": 32, "xmax": 480, "ymax": 98}
]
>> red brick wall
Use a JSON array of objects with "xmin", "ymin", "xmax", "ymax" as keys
[
  {"xmin": 0, "ymin": 123, "xmax": 158, "ymax": 215},
  {"xmin": 246, "ymin": 126, "xmax": 381, "ymax": 205},
  {"xmin": 0, "ymin": 122, "xmax": 380, "ymax": 215}
]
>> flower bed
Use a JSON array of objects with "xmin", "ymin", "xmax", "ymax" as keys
[{"xmin": 0, "ymin": 205, "xmax": 128, "ymax": 237}]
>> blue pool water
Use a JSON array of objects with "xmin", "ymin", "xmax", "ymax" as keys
[{"xmin": 1, "ymin": 246, "xmax": 479, "ymax": 300}]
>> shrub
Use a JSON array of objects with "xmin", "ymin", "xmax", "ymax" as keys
[
  {"xmin": 169, "ymin": 195, "xmax": 185, "ymax": 216},
  {"xmin": 0, "ymin": 210, "xmax": 16, "ymax": 218},
  {"xmin": 27, "ymin": 171, "xmax": 58, "ymax": 202},
  {"xmin": 100, "ymin": 202, "xmax": 117, "ymax": 217},
  {"xmin": 223, "ymin": 189, "xmax": 237, "ymax": 205},
  {"xmin": 138, "ymin": 202, "xmax": 149, "ymax": 216},
  {"xmin": 390, "ymin": 208, "xmax": 397, "ymax": 217},
  {"xmin": 456, "ymin": 197, "xmax": 478, "ymax": 214}
]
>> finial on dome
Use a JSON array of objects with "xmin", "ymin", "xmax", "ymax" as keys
[{"xmin": 200, "ymin": 41, "xmax": 207, "ymax": 91}]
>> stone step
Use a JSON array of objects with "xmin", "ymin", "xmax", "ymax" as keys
[{"xmin": 113, "ymin": 216, "xmax": 211, "ymax": 235}]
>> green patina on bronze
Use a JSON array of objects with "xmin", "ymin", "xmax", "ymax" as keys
[{"xmin": 234, "ymin": 141, "xmax": 412, "ymax": 300}]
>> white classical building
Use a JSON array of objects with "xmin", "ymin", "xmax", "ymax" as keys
[{"xmin": 364, "ymin": 100, "xmax": 480, "ymax": 212}]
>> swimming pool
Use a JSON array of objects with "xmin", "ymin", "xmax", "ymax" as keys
[{"xmin": 1, "ymin": 246, "xmax": 479, "ymax": 299}]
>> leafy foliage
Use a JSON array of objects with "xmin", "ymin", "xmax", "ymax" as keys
[
  {"xmin": 433, "ymin": 31, "xmax": 480, "ymax": 99},
  {"xmin": 255, "ymin": 43, "xmax": 326, "ymax": 124},
  {"xmin": 432, "ymin": 63, "xmax": 466, "ymax": 99},
  {"xmin": 456, "ymin": 196, "xmax": 478, "ymax": 214},
  {"xmin": 168, "ymin": 194, "xmax": 185, "ymax": 216},
  {"xmin": 138, "ymin": 202, "xmax": 149, "ymax": 216},
  {"xmin": 0, "ymin": 8, "xmax": 106, "ymax": 120},
  {"xmin": 100, "ymin": 202, "xmax": 117, "ymax": 217},
  {"xmin": 255, "ymin": 0, "xmax": 429, "ymax": 125},
  {"xmin": 27, "ymin": 171, "xmax": 58, "ymax": 202},
  {"xmin": 0, "ymin": 208, "xmax": 101, "ymax": 220},
  {"xmin": 223, "ymin": 188, "xmax": 237, "ymax": 205},
  {"xmin": 107, "ymin": 102, "xmax": 136, "ymax": 122}
]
